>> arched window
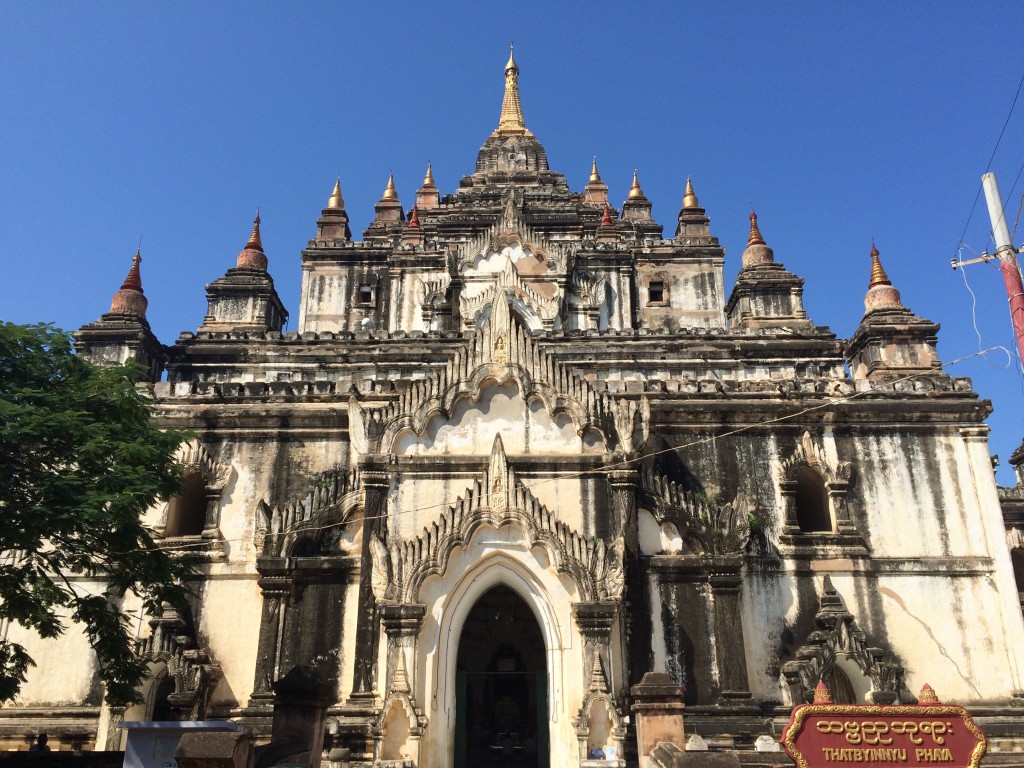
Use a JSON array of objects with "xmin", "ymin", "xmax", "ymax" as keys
[
  {"xmin": 823, "ymin": 665, "xmax": 857, "ymax": 704},
  {"xmin": 165, "ymin": 472, "xmax": 207, "ymax": 537},
  {"xmin": 794, "ymin": 466, "xmax": 831, "ymax": 532},
  {"xmin": 150, "ymin": 671, "xmax": 177, "ymax": 721}
]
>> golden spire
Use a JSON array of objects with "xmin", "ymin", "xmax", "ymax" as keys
[
  {"xmin": 628, "ymin": 170, "xmax": 644, "ymax": 199},
  {"xmin": 423, "ymin": 163, "xmax": 435, "ymax": 187},
  {"xmin": 682, "ymin": 177, "xmax": 699, "ymax": 209},
  {"xmin": 327, "ymin": 178, "xmax": 344, "ymax": 209},
  {"xmin": 869, "ymin": 240, "xmax": 891, "ymax": 288},
  {"xmin": 382, "ymin": 173, "xmax": 398, "ymax": 201},
  {"xmin": 589, "ymin": 157, "xmax": 601, "ymax": 184},
  {"xmin": 246, "ymin": 210, "xmax": 264, "ymax": 252},
  {"xmin": 496, "ymin": 43, "xmax": 526, "ymax": 136},
  {"xmin": 747, "ymin": 211, "xmax": 765, "ymax": 247}
]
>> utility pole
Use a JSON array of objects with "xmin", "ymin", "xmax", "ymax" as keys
[{"xmin": 953, "ymin": 172, "xmax": 1024, "ymax": 369}]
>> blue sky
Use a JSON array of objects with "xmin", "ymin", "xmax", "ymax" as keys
[{"xmin": 3, "ymin": 3, "xmax": 1024, "ymax": 483}]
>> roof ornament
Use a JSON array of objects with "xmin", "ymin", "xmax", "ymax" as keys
[
  {"xmin": 408, "ymin": 205, "xmax": 420, "ymax": 229},
  {"xmin": 740, "ymin": 210, "xmax": 774, "ymax": 268},
  {"xmin": 869, "ymin": 239, "xmax": 891, "ymax": 287},
  {"xmin": 423, "ymin": 163, "xmax": 436, "ymax": 187},
  {"xmin": 497, "ymin": 42, "xmax": 527, "ymax": 136},
  {"xmin": 327, "ymin": 178, "xmax": 345, "ymax": 210},
  {"xmin": 601, "ymin": 202, "xmax": 614, "ymax": 227},
  {"xmin": 382, "ymin": 173, "xmax": 399, "ymax": 201},
  {"xmin": 862, "ymin": 240, "xmax": 903, "ymax": 313},
  {"xmin": 747, "ymin": 210, "xmax": 765, "ymax": 247},
  {"xmin": 682, "ymin": 177, "xmax": 699, "ymax": 209},
  {"xmin": 628, "ymin": 169, "xmax": 645, "ymax": 199},
  {"xmin": 237, "ymin": 210, "xmax": 269, "ymax": 270},
  {"xmin": 121, "ymin": 248, "xmax": 144, "ymax": 293},
  {"xmin": 589, "ymin": 157, "xmax": 602, "ymax": 184},
  {"xmin": 109, "ymin": 248, "xmax": 148, "ymax": 316}
]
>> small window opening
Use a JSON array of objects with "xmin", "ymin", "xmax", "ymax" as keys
[
  {"xmin": 165, "ymin": 472, "xmax": 207, "ymax": 537},
  {"xmin": 1011, "ymin": 549, "xmax": 1024, "ymax": 593},
  {"xmin": 358, "ymin": 285, "xmax": 375, "ymax": 305},
  {"xmin": 648, "ymin": 281, "xmax": 666, "ymax": 304},
  {"xmin": 794, "ymin": 465, "xmax": 831, "ymax": 532}
]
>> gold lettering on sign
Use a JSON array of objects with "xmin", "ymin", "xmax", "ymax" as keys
[{"xmin": 816, "ymin": 721, "xmax": 954, "ymax": 747}]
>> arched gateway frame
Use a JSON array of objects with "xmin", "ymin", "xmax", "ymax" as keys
[{"xmin": 420, "ymin": 551, "xmax": 569, "ymax": 768}]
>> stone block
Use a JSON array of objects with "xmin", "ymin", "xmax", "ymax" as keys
[{"xmin": 174, "ymin": 731, "xmax": 254, "ymax": 768}]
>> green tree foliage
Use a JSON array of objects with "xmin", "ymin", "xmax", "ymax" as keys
[{"xmin": 0, "ymin": 322, "xmax": 191, "ymax": 705}]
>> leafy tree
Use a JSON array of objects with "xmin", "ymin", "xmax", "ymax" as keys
[{"xmin": 0, "ymin": 322, "xmax": 191, "ymax": 705}]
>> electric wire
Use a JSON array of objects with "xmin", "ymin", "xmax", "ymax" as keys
[{"xmin": 952, "ymin": 68, "xmax": 1024, "ymax": 261}]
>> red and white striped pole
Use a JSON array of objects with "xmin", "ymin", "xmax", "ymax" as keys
[{"xmin": 982, "ymin": 172, "xmax": 1024, "ymax": 370}]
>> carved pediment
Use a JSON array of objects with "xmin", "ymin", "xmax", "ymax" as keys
[
  {"xmin": 639, "ymin": 467, "xmax": 750, "ymax": 554},
  {"xmin": 370, "ymin": 435, "xmax": 623, "ymax": 604},
  {"xmin": 256, "ymin": 467, "xmax": 361, "ymax": 557},
  {"xmin": 780, "ymin": 576, "xmax": 904, "ymax": 705},
  {"xmin": 175, "ymin": 439, "xmax": 232, "ymax": 490}
]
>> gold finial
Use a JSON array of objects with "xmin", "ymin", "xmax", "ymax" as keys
[
  {"xmin": 813, "ymin": 681, "xmax": 833, "ymax": 704},
  {"xmin": 682, "ymin": 177, "xmax": 699, "ymax": 209},
  {"xmin": 497, "ymin": 44, "xmax": 526, "ymax": 136},
  {"xmin": 327, "ymin": 178, "xmax": 345, "ymax": 209},
  {"xmin": 918, "ymin": 684, "xmax": 939, "ymax": 704},
  {"xmin": 423, "ymin": 163, "xmax": 435, "ymax": 187},
  {"xmin": 246, "ymin": 210, "xmax": 264, "ymax": 252},
  {"xmin": 869, "ymin": 239, "xmax": 891, "ymax": 288},
  {"xmin": 628, "ymin": 169, "xmax": 644, "ymax": 199},
  {"xmin": 589, "ymin": 157, "xmax": 601, "ymax": 184},
  {"xmin": 747, "ymin": 210, "xmax": 765, "ymax": 247},
  {"xmin": 505, "ymin": 41, "xmax": 517, "ymax": 74},
  {"xmin": 382, "ymin": 173, "xmax": 398, "ymax": 201}
]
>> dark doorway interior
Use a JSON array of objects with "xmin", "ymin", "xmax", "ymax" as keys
[{"xmin": 454, "ymin": 585, "xmax": 548, "ymax": 768}]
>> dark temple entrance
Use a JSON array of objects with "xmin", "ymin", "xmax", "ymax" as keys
[{"xmin": 454, "ymin": 585, "xmax": 549, "ymax": 768}]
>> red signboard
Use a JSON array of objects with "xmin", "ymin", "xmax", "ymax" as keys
[{"xmin": 782, "ymin": 687, "xmax": 986, "ymax": 768}]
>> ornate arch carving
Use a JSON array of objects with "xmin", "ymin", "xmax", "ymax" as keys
[
  {"xmin": 364, "ymin": 292, "xmax": 611, "ymax": 455},
  {"xmin": 780, "ymin": 576, "xmax": 904, "ymax": 706},
  {"xmin": 134, "ymin": 603, "xmax": 222, "ymax": 721},
  {"xmin": 255, "ymin": 466, "xmax": 361, "ymax": 557},
  {"xmin": 638, "ymin": 467, "xmax": 750, "ymax": 555},
  {"xmin": 370, "ymin": 436, "xmax": 623, "ymax": 605}
]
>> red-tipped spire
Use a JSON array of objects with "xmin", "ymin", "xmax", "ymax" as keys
[
  {"xmin": 121, "ymin": 249, "xmax": 144, "ymax": 294},
  {"xmin": 408, "ymin": 205, "xmax": 420, "ymax": 228},
  {"xmin": 601, "ymin": 203, "xmax": 614, "ymax": 227},
  {"xmin": 237, "ymin": 211, "xmax": 269, "ymax": 270},
  {"xmin": 109, "ymin": 249, "xmax": 149, "ymax": 316}
]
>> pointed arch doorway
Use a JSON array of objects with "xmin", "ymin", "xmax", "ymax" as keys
[{"xmin": 454, "ymin": 585, "xmax": 549, "ymax": 768}]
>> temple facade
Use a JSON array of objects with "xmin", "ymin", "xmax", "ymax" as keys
[{"xmin": 5, "ymin": 49, "xmax": 1024, "ymax": 765}]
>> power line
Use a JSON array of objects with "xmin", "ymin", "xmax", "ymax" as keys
[{"xmin": 952, "ymin": 69, "xmax": 1024, "ymax": 259}]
